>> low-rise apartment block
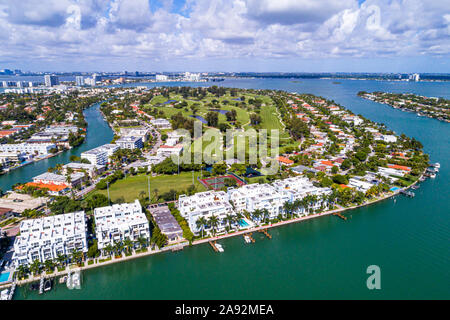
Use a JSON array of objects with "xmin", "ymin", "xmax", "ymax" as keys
[
  {"xmin": 178, "ymin": 190, "xmax": 235, "ymax": 234},
  {"xmin": 94, "ymin": 200, "xmax": 150, "ymax": 250},
  {"xmin": 12, "ymin": 211, "xmax": 88, "ymax": 267}
]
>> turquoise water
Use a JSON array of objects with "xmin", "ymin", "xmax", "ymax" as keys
[
  {"xmin": 0, "ymin": 272, "xmax": 10, "ymax": 283},
  {"xmin": 0, "ymin": 102, "xmax": 114, "ymax": 192},
  {"xmin": 11, "ymin": 78, "xmax": 450, "ymax": 300}
]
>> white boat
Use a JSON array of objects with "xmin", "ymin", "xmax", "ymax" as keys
[
  {"xmin": 0, "ymin": 289, "xmax": 9, "ymax": 300},
  {"xmin": 430, "ymin": 173, "xmax": 436, "ymax": 179},
  {"xmin": 244, "ymin": 235, "xmax": 251, "ymax": 243},
  {"xmin": 72, "ymin": 272, "xmax": 81, "ymax": 288},
  {"xmin": 215, "ymin": 243, "xmax": 224, "ymax": 252},
  {"xmin": 433, "ymin": 162, "xmax": 440, "ymax": 168}
]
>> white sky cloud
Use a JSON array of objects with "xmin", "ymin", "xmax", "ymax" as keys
[{"xmin": 0, "ymin": 0, "xmax": 448, "ymax": 71}]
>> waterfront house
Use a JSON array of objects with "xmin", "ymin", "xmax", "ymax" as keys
[
  {"xmin": 12, "ymin": 211, "xmax": 88, "ymax": 267},
  {"xmin": 94, "ymin": 200, "xmax": 150, "ymax": 251}
]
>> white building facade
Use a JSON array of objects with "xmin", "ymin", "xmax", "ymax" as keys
[
  {"xmin": 12, "ymin": 211, "xmax": 88, "ymax": 267},
  {"xmin": 94, "ymin": 200, "xmax": 150, "ymax": 251}
]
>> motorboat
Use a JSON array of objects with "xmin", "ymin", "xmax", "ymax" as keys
[
  {"xmin": 0, "ymin": 289, "xmax": 9, "ymax": 300},
  {"xmin": 43, "ymin": 279, "xmax": 53, "ymax": 292},
  {"xmin": 215, "ymin": 243, "xmax": 224, "ymax": 252}
]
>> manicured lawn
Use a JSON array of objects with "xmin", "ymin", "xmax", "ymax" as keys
[{"xmin": 87, "ymin": 171, "xmax": 207, "ymax": 203}]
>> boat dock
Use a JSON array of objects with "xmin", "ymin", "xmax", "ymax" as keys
[
  {"xmin": 38, "ymin": 276, "xmax": 44, "ymax": 294},
  {"xmin": 400, "ymin": 190, "xmax": 415, "ymax": 197},
  {"xmin": 258, "ymin": 228, "xmax": 272, "ymax": 239},
  {"xmin": 209, "ymin": 241, "xmax": 219, "ymax": 252},
  {"xmin": 332, "ymin": 212, "xmax": 347, "ymax": 220},
  {"xmin": 247, "ymin": 233, "xmax": 255, "ymax": 243}
]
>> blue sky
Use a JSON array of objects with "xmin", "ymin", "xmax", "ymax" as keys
[{"xmin": 0, "ymin": 0, "xmax": 448, "ymax": 72}]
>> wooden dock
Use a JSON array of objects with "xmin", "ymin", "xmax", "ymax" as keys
[
  {"xmin": 209, "ymin": 241, "xmax": 218, "ymax": 252},
  {"xmin": 400, "ymin": 190, "xmax": 415, "ymax": 197},
  {"xmin": 259, "ymin": 228, "xmax": 272, "ymax": 239},
  {"xmin": 332, "ymin": 212, "xmax": 347, "ymax": 221}
]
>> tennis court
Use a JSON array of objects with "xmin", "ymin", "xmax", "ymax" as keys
[{"xmin": 199, "ymin": 174, "xmax": 246, "ymax": 190}]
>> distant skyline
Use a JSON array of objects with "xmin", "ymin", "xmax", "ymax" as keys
[{"xmin": 0, "ymin": 0, "xmax": 449, "ymax": 73}]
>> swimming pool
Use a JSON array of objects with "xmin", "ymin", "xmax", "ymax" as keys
[
  {"xmin": 0, "ymin": 272, "xmax": 10, "ymax": 283},
  {"xmin": 390, "ymin": 187, "xmax": 401, "ymax": 192},
  {"xmin": 239, "ymin": 219, "xmax": 249, "ymax": 227}
]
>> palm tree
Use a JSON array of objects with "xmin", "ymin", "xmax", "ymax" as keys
[
  {"xmin": 208, "ymin": 215, "xmax": 219, "ymax": 236},
  {"xmin": 152, "ymin": 188, "xmax": 159, "ymax": 202},
  {"xmin": 196, "ymin": 216, "xmax": 207, "ymax": 237},
  {"xmin": 224, "ymin": 214, "xmax": 235, "ymax": 231},
  {"xmin": 139, "ymin": 190, "xmax": 146, "ymax": 200},
  {"xmin": 71, "ymin": 249, "xmax": 83, "ymax": 265},
  {"xmin": 251, "ymin": 209, "xmax": 262, "ymax": 225},
  {"xmin": 103, "ymin": 243, "xmax": 114, "ymax": 257},
  {"xmin": 16, "ymin": 264, "xmax": 29, "ymax": 279},
  {"xmin": 137, "ymin": 236, "xmax": 148, "ymax": 249},
  {"xmin": 123, "ymin": 238, "xmax": 134, "ymax": 254},
  {"xmin": 30, "ymin": 259, "xmax": 41, "ymax": 276},
  {"xmin": 262, "ymin": 208, "xmax": 270, "ymax": 224},
  {"xmin": 56, "ymin": 253, "xmax": 67, "ymax": 268},
  {"xmin": 282, "ymin": 202, "xmax": 293, "ymax": 219},
  {"xmin": 114, "ymin": 241, "xmax": 124, "ymax": 257},
  {"xmin": 44, "ymin": 259, "xmax": 54, "ymax": 273}
]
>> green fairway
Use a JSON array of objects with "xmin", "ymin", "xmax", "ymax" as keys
[{"xmin": 87, "ymin": 171, "xmax": 207, "ymax": 203}]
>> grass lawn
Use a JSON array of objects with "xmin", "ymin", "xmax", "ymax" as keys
[{"xmin": 86, "ymin": 171, "xmax": 207, "ymax": 203}]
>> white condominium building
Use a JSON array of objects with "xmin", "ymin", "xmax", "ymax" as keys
[
  {"xmin": 62, "ymin": 162, "xmax": 105, "ymax": 178},
  {"xmin": 178, "ymin": 190, "xmax": 235, "ymax": 234},
  {"xmin": 272, "ymin": 176, "xmax": 332, "ymax": 215},
  {"xmin": 94, "ymin": 200, "xmax": 150, "ymax": 250},
  {"xmin": 12, "ymin": 211, "xmax": 88, "ymax": 267},
  {"xmin": 116, "ymin": 136, "xmax": 143, "ymax": 149},
  {"xmin": 227, "ymin": 183, "xmax": 285, "ymax": 220},
  {"xmin": 81, "ymin": 143, "xmax": 119, "ymax": 165},
  {"xmin": 0, "ymin": 143, "xmax": 56, "ymax": 155},
  {"xmin": 150, "ymin": 118, "xmax": 172, "ymax": 129}
]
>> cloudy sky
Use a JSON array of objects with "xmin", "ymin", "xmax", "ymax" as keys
[{"xmin": 0, "ymin": 0, "xmax": 449, "ymax": 72}]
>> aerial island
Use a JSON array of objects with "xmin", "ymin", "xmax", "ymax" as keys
[
  {"xmin": 358, "ymin": 91, "xmax": 450, "ymax": 123},
  {"xmin": 0, "ymin": 85, "xmax": 433, "ymax": 295}
]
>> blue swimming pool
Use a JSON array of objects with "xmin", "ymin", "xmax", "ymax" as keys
[
  {"xmin": 0, "ymin": 272, "xmax": 10, "ymax": 283},
  {"xmin": 239, "ymin": 219, "xmax": 249, "ymax": 227},
  {"xmin": 390, "ymin": 187, "xmax": 401, "ymax": 192}
]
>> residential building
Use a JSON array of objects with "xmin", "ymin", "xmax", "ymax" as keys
[
  {"xmin": 94, "ymin": 200, "xmax": 150, "ymax": 251},
  {"xmin": 32, "ymin": 171, "xmax": 85, "ymax": 188},
  {"xmin": 156, "ymin": 145, "xmax": 183, "ymax": 157},
  {"xmin": 62, "ymin": 162, "xmax": 105, "ymax": 178},
  {"xmin": 0, "ymin": 143, "xmax": 56, "ymax": 155},
  {"xmin": 150, "ymin": 118, "xmax": 172, "ymax": 129},
  {"xmin": 116, "ymin": 135, "xmax": 143, "ymax": 149},
  {"xmin": 348, "ymin": 178, "xmax": 374, "ymax": 193},
  {"xmin": 44, "ymin": 74, "xmax": 59, "ymax": 87},
  {"xmin": 227, "ymin": 183, "xmax": 283, "ymax": 220},
  {"xmin": 12, "ymin": 211, "xmax": 88, "ymax": 267},
  {"xmin": 81, "ymin": 143, "xmax": 118, "ymax": 165},
  {"xmin": 75, "ymin": 76, "xmax": 84, "ymax": 86},
  {"xmin": 178, "ymin": 190, "xmax": 235, "ymax": 234}
]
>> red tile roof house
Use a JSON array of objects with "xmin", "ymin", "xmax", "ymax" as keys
[
  {"xmin": 277, "ymin": 156, "xmax": 294, "ymax": 166},
  {"xmin": 388, "ymin": 164, "xmax": 411, "ymax": 172}
]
